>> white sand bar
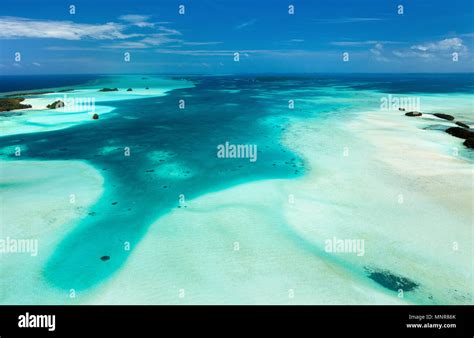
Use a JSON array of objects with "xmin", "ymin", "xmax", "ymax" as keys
[
  {"xmin": 89, "ymin": 109, "xmax": 472, "ymax": 304},
  {"xmin": 0, "ymin": 160, "xmax": 104, "ymax": 304}
]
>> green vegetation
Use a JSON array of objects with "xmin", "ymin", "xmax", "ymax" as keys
[
  {"xmin": 98, "ymin": 88, "xmax": 119, "ymax": 92},
  {"xmin": 46, "ymin": 100, "xmax": 65, "ymax": 109},
  {"xmin": 0, "ymin": 98, "xmax": 32, "ymax": 112}
]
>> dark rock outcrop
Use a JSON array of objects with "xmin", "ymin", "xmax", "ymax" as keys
[
  {"xmin": 99, "ymin": 88, "xmax": 118, "ymax": 92},
  {"xmin": 365, "ymin": 267, "xmax": 418, "ymax": 292},
  {"xmin": 445, "ymin": 127, "xmax": 474, "ymax": 139},
  {"xmin": 0, "ymin": 98, "xmax": 32, "ymax": 112},
  {"xmin": 92, "ymin": 113, "xmax": 99, "ymax": 120},
  {"xmin": 455, "ymin": 121, "xmax": 470, "ymax": 129},
  {"xmin": 145, "ymin": 87, "xmax": 149, "ymax": 90},
  {"xmin": 405, "ymin": 111, "xmax": 422, "ymax": 117},
  {"xmin": 46, "ymin": 100, "xmax": 65, "ymax": 109},
  {"xmin": 398, "ymin": 108, "xmax": 406, "ymax": 111},
  {"xmin": 463, "ymin": 138, "xmax": 474, "ymax": 149},
  {"xmin": 433, "ymin": 113, "xmax": 454, "ymax": 121},
  {"xmin": 126, "ymin": 88, "xmax": 133, "ymax": 92},
  {"xmin": 100, "ymin": 255, "xmax": 110, "ymax": 262}
]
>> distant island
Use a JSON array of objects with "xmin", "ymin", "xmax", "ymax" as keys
[
  {"xmin": 99, "ymin": 88, "xmax": 119, "ymax": 92},
  {"xmin": 46, "ymin": 100, "xmax": 65, "ymax": 109},
  {"xmin": 0, "ymin": 98, "xmax": 32, "ymax": 112}
]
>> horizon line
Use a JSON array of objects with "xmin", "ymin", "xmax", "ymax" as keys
[{"xmin": 2, "ymin": 72, "xmax": 474, "ymax": 77}]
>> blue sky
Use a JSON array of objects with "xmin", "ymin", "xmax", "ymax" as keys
[{"xmin": 0, "ymin": 0, "xmax": 473, "ymax": 74}]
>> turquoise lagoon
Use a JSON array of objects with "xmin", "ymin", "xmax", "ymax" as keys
[{"xmin": 0, "ymin": 74, "xmax": 472, "ymax": 304}]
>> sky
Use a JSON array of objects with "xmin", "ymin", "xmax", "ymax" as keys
[{"xmin": 0, "ymin": 0, "xmax": 473, "ymax": 74}]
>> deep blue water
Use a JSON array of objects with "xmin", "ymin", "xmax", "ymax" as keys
[
  {"xmin": 0, "ymin": 74, "xmax": 104, "ymax": 93},
  {"xmin": 334, "ymin": 73, "xmax": 474, "ymax": 93},
  {"xmin": 1, "ymin": 74, "xmax": 472, "ymax": 290},
  {"xmin": 2, "ymin": 73, "xmax": 473, "ymax": 94},
  {"xmin": 238, "ymin": 73, "xmax": 474, "ymax": 93}
]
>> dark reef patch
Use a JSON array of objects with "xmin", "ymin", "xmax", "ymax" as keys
[
  {"xmin": 365, "ymin": 267, "xmax": 419, "ymax": 292},
  {"xmin": 433, "ymin": 113, "xmax": 454, "ymax": 121}
]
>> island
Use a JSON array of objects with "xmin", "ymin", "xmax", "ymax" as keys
[
  {"xmin": 46, "ymin": 100, "xmax": 65, "ymax": 109},
  {"xmin": 98, "ymin": 88, "xmax": 119, "ymax": 92},
  {"xmin": 0, "ymin": 98, "xmax": 32, "ymax": 112}
]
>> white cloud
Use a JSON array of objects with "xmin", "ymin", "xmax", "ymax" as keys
[
  {"xmin": 157, "ymin": 26, "xmax": 182, "ymax": 36},
  {"xmin": 45, "ymin": 46, "xmax": 103, "ymax": 51},
  {"xmin": 153, "ymin": 49, "xmax": 330, "ymax": 57},
  {"xmin": 103, "ymin": 41, "xmax": 150, "ymax": 49},
  {"xmin": 182, "ymin": 41, "xmax": 223, "ymax": 46},
  {"xmin": 330, "ymin": 40, "xmax": 402, "ymax": 46},
  {"xmin": 141, "ymin": 34, "xmax": 181, "ymax": 46},
  {"xmin": 392, "ymin": 37, "xmax": 468, "ymax": 59},
  {"xmin": 370, "ymin": 43, "xmax": 383, "ymax": 54},
  {"xmin": 331, "ymin": 40, "xmax": 379, "ymax": 46},
  {"xmin": 393, "ymin": 50, "xmax": 434, "ymax": 58},
  {"xmin": 118, "ymin": 14, "xmax": 154, "ymax": 28},
  {"xmin": 235, "ymin": 19, "xmax": 256, "ymax": 30},
  {"xmin": 411, "ymin": 38, "xmax": 466, "ymax": 52},
  {"xmin": 370, "ymin": 43, "xmax": 389, "ymax": 62},
  {"xmin": 0, "ymin": 16, "xmax": 141, "ymax": 40},
  {"xmin": 155, "ymin": 49, "xmax": 235, "ymax": 56}
]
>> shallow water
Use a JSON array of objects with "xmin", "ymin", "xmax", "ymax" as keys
[{"xmin": 0, "ymin": 74, "xmax": 472, "ymax": 302}]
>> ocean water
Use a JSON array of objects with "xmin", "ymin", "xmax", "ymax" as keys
[
  {"xmin": 0, "ymin": 74, "xmax": 472, "ymax": 303},
  {"xmin": 0, "ymin": 74, "xmax": 104, "ymax": 93}
]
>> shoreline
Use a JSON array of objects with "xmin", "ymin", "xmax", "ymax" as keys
[{"xmin": 0, "ymin": 75, "xmax": 194, "ymax": 138}]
